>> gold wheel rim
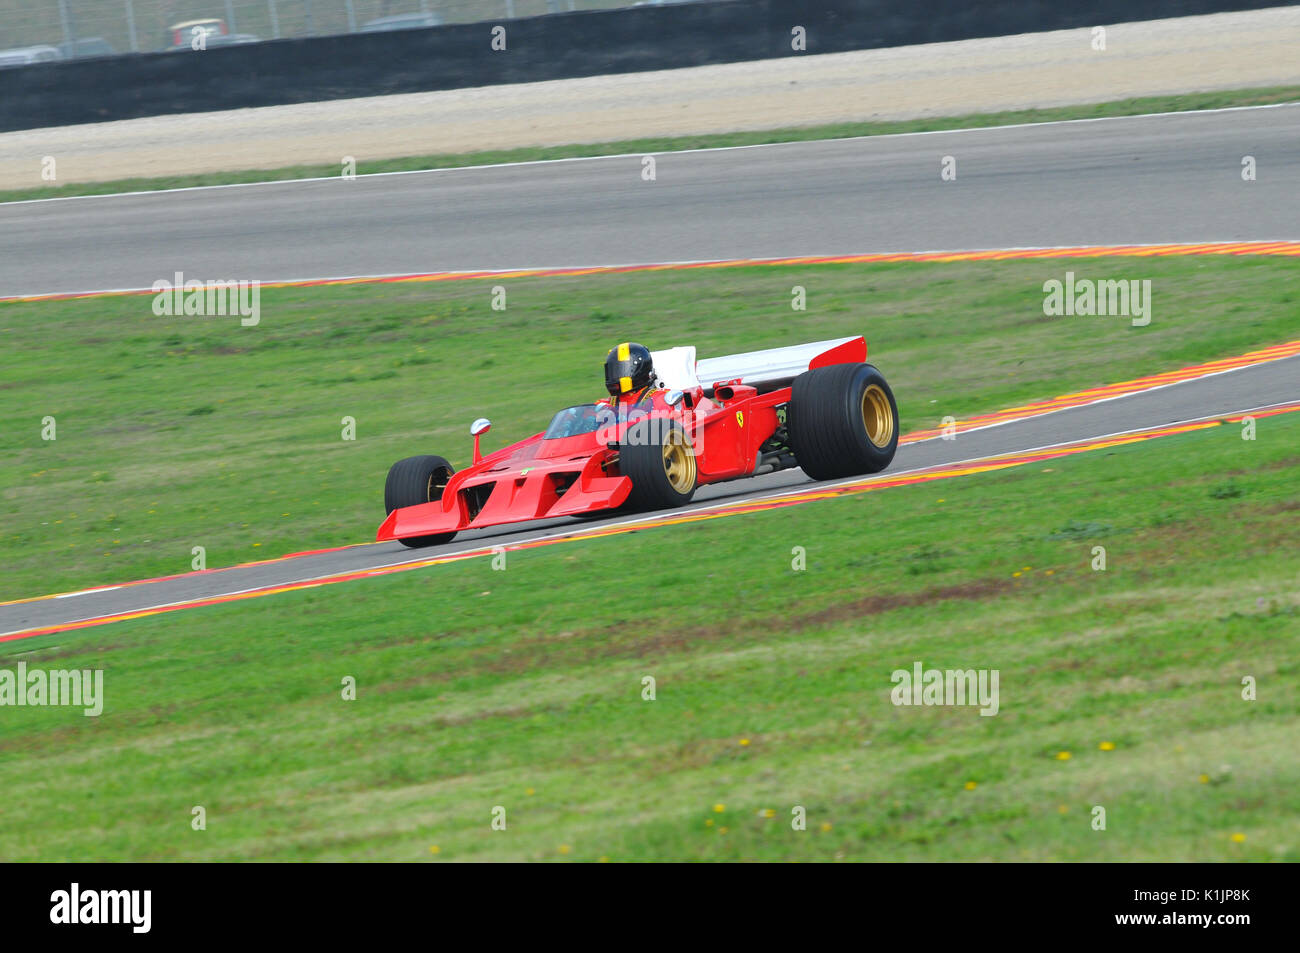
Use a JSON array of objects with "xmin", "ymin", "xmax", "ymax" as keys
[
  {"xmin": 861, "ymin": 384, "xmax": 894, "ymax": 448},
  {"xmin": 426, "ymin": 467, "xmax": 450, "ymax": 502},
  {"xmin": 661, "ymin": 431, "xmax": 696, "ymax": 493}
]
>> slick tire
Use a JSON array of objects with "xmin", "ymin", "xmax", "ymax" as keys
[
  {"xmin": 383, "ymin": 454, "xmax": 458, "ymax": 547},
  {"xmin": 621, "ymin": 418, "xmax": 698, "ymax": 511},
  {"xmin": 788, "ymin": 363, "xmax": 899, "ymax": 481}
]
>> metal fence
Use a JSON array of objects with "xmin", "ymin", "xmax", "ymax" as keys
[{"xmin": 1, "ymin": 0, "xmax": 651, "ymax": 56}]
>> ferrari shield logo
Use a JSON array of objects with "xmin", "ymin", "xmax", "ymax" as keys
[{"xmin": 735, "ymin": 411, "xmax": 744, "ymax": 427}]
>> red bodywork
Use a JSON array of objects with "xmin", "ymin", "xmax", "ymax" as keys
[{"xmin": 376, "ymin": 336, "xmax": 866, "ymax": 543}]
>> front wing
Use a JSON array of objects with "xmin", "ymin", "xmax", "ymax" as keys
[{"xmin": 376, "ymin": 452, "xmax": 632, "ymax": 541}]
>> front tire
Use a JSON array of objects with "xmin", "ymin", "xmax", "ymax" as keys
[
  {"xmin": 621, "ymin": 418, "xmax": 698, "ymax": 510},
  {"xmin": 788, "ymin": 363, "xmax": 899, "ymax": 480},
  {"xmin": 384, "ymin": 454, "xmax": 457, "ymax": 547}
]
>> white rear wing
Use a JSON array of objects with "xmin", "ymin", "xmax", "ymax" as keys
[{"xmin": 652, "ymin": 336, "xmax": 866, "ymax": 393}]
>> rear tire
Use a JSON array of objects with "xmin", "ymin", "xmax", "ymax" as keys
[
  {"xmin": 788, "ymin": 363, "xmax": 899, "ymax": 480},
  {"xmin": 384, "ymin": 454, "xmax": 457, "ymax": 547},
  {"xmin": 621, "ymin": 418, "xmax": 698, "ymax": 510}
]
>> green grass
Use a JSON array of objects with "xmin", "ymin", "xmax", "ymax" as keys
[
  {"xmin": 2, "ymin": 408, "xmax": 1296, "ymax": 861},
  {"xmin": 3, "ymin": 255, "xmax": 1297, "ymax": 601},
  {"xmin": 4, "ymin": 85, "xmax": 1298, "ymax": 204}
]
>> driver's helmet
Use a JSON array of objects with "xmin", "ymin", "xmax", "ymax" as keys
[{"xmin": 604, "ymin": 342, "xmax": 655, "ymax": 397}]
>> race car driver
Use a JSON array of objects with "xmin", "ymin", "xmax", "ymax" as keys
[{"xmin": 603, "ymin": 342, "xmax": 659, "ymax": 411}]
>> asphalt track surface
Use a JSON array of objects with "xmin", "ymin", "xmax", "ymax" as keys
[
  {"xmin": 3, "ymin": 105, "xmax": 1300, "ymax": 297},
  {"xmin": 3, "ymin": 352, "xmax": 1297, "ymax": 639}
]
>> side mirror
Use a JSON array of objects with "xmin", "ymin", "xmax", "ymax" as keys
[
  {"xmin": 470, "ymin": 417, "xmax": 491, "ymax": 463},
  {"xmin": 664, "ymin": 390, "xmax": 684, "ymax": 407}
]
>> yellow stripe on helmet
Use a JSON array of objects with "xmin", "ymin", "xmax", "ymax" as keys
[
  {"xmin": 617, "ymin": 342, "xmax": 630, "ymax": 362},
  {"xmin": 619, "ymin": 376, "xmax": 632, "ymax": 393}
]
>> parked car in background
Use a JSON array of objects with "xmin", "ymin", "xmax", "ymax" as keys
[
  {"xmin": 56, "ymin": 37, "xmax": 117, "ymax": 60},
  {"xmin": 0, "ymin": 45, "xmax": 62, "ymax": 68},
  {"xmin": 163, "ymin": 18, "xmax": 228, "ymax": 50},
  {"xmin": 360, "ymin": 12, "xmax": 444, "ymax": 32}
]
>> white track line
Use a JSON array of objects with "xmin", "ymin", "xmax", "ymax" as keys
[
  {"xmin": 52, "ymin": 586, "xmax": 122, "ymax": 599},
  {"xmin": 5, "ymin": 101, "xmax": 1297, "ymax": 209}
]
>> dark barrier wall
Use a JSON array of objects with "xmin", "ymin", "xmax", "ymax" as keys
[{"xmin": 1, "ymin": 0, "xmax": 1294, "ymax": 132}]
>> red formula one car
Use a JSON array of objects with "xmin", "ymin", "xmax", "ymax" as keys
[{"xmin": 377, "ymin": 336, "xmax": 899, "ymax": 547}]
